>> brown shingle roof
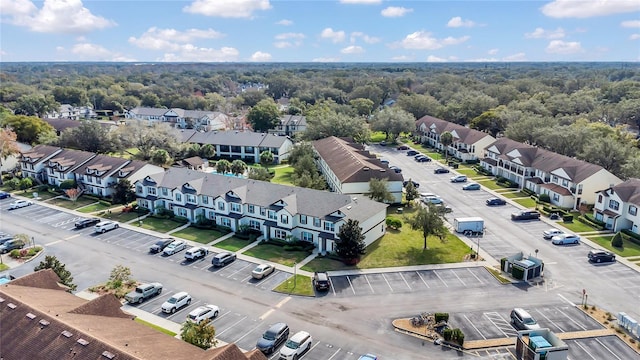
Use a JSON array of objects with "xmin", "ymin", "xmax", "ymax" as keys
[
  {"xmin": 21, "ymin": 144, "xmax": 61, "ymax": 163},
  {"xmin": 48, "ymin": 149, "xmax": 96, "ymax": 169},
  {"xmin": 43, "ymin": 117, "xmax": 82, "ymax": 132},
  {"xmin": 416, "ymin": 115, "xmax": 492, "ymax": 145},
  {"xmin": 540, "ymin": 183, "xmax": 573, "ymax": 196},
  {"xmin": 608, "ymin": 178, "xmax": 640, "ymax": 206},
  {"xmin": 74, "ymin": 154, "xmax": 130, "ymax": 178}
]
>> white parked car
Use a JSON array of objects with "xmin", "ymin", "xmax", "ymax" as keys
[
  {"xmin": 184, "ymin": 246, "xmax": 208, "ymax": 261},
  {"xmin": 8, "ymin": 199, "xmax": 33, "ymax": 210},
  {"xmin": 161, "ymin": 291, "xmax": 192, "ymax": 314},
  {"xmin": 163, "ymin": 240, "xmax": 186, "ymax": 255},
  {"xmin": 450, "ymin": 175, "xmax": 467, "ymax": 183},
  {"xmin": 421, "ymin": 196, "xmax": 443, "ymax": 205},
  {"xmin": 187, "ymin": 304, "xmax": 219, "ymax": 324},
  {"xmin": 93, "ymin": 221, "xmax": 119, "ymax": 233},
  {"xmin": 543, "ymin": 228, "xmax": 565, "ymax": 240},
  {"xmin": 551, "ymin": 233, "xmax": 580, "ymax": 245},
  {"xmin": 252, "ymin": 263, "xmax": 275, "ymax": 279}
]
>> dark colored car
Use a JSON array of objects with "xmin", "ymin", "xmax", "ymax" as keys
[
  {"xmin": 0, "ymin": 236, "xmax": 14, "ymax": 246},
  {"xmin": 313, "ymin": 271, "xmax": 331, "ymax": 291},
  {"xmin": 396, "ymin": 145, "xmax": 409, "ymax": 150},
  {"xmin": 407, "ymin": 150, "xmax": 419, "ymax": 156},
  {"xmin": 434, "ymin": 167, "xmax": 450, "ymax": 174},
  {"xmin": 256, "ymin": 322, "xmax": 290, "ymax": 354},
  {"xmin": 0, "ymin": 191, "xmax": 10, "ymax": 199},
  {"xmin": 389, "ymin": 166, "xmax": 402, "ymax": 173},
  {"xmin": 150, "ymin": 238, "xmax": 174, "ymax": 253},
  {"xmin": 486, "ymin": 198, "xmax": 507, "ymax": 206},
  {"xmin": 511, "ymin": 210, "xmax": 541, "ymax": 221},
  {"xmin": 403, "ymin": 180, "xmax": 420, "ymax": 188},
  {"xmin": 0, "ymin": 239, "xmax": 25, "ymax": 254},
  {"xmin": 379, "ymin": 141, "xmax": 387, "ymax": 146},
  {"xmin": 74, "ymin": 217, "xmax": 101, "ymax": 229},
  {"xmin": 588, "ymin": 250, "xmax": 616, "ymax": 263},
  {"xmin": 415, "ymin": 156, "xmax": 431, "ymax": 162}
]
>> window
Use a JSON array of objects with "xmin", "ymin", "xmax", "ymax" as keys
[
  {"xmin": 230, "ymin": 203, "xmax": 241, "ymax": 212},
  {"xmin": 281, "ymin": 215, "xmax": 289, "ymax": 224},
  {"xmin": 598, "ymin": 195, "xmax": 603, "ymax": 203},
  {"xmin": 562, "ymin": 179, "xmax": 568, "ymax": 187},
  {"xmin": 186, "ymin": 195, "xmax": 196, "ymax": 204},
  {"xmin": 313, "ymin": 217, "xmax": 321, "ymax": 227},
  {"xmin": 302, "ymin": 231, "xmax": 313, "ymax": 242},
  {"xmin": 609, "ymin": 200, "xmax": 620, "ymax": 210},
  {"xmin": 552, "ymin": 175, "xmax": 558, "ymax": 183},
  {"xmin": 161, "ymin": 188, "xmax": 168, "ymax": 196},
  {"xmin": 219, "ymin": 145, "xmax": 230, "ymax": 152},
  {"xmin": 553, "ymin": 194, "xmax": 560, "ymax": 201},
  {"xmin": 324, "ymin": 222, "xmax": 335, "ymax": 232},
  {"xmin": 177, "ymin": 208, "xmax": 187, "ymax": 217},
  {"xmin": 249, "ymin": 220, "xmax": 261, "ymax": 230},
  {"xmin": 208, "ymin": 211, "xmax": 215, "ymax": 219},
  {"xmin": 220, "ymin": 218, "xmax": 231, "ymax": 227},
  {"xmin": 136, "ymin": 185, "xmax": 143, "ymax": 193},
  {"xmin": 248, "ymin": 204, "xmax": 255, "ymax": 213},
  {"xmin": 630, "ymin": 205, "xmax": 638, "ymax": 216},
  {"xmin": 274, "ymin": 229, "xmax": 287, "ymax": 240},
  {"xmin": 175, "ymin": 193, "xmax": 182, "ymax": 202},
  {"xmin": 260, "ymin": 208, "xmax": 266, "ymax": 216},
  {"xmin": 147, "ymin": 187, "xmax": 156, "ymax": 195},
  {"xmin": 300, "ymin": 215, "xmax": 307, "ymax": 225},
  {"xmin": 218, "ymin": 202, "xmax": 225, "ymax": 211},
  {"xmin": 202, "ymin": 196, "xmax": 209, "ymax": 204},
  {"xmin": 268, "ymin": 211, "xmax": 277, "ymax": 220},
  {"xmin": 49, "ymin": 168, "xmax": 54, "ymax": 175}
]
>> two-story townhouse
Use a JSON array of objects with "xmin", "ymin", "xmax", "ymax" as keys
[
  {"xmin": 169, "ymin": 109, "xmax": 228, "ymax": 131},
  {"xmin": 270, "ymin": 115, "xmax": 307, "ymax": 137},
  {"xmin": 481, "ymin": 137, "xmax": 622, "ymax": 209},
  {"xmin": 312, "ymin": 136, "xmax": 404, "ymax": 204},
  {"xmin": 124, "ymin": 107, "xmax": 168, "ymax": 124},
  {"xmin": 20, "ymin": 145, "xmax": 63, "ymax": 183},
  {"xmin": 593, "ymin": 179, "xmax": 640, "ymax": 234},
  {"xmin": 415, "ymin": 115, "xmax": 496, "ymax": 162},
  {"xmin": 44, "ymin": 149, "xmax": 96, "ymax": 187},
  {"xmin": 134, "ymin": 168, "xmax": 387, "ymax": 253},
  {"xmin": 74, "ymin": 156, "xmax": 163, "ymax": 197},
  {"xmin": 180, "ymin": 130, "xmax": 293, "ymax": 164}
]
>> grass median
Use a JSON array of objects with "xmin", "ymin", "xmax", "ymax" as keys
[
  {"xmin": 138, "ymin": 216, "xmax": 187, "ymax": 234},
  {"xmin": 171, "ymin": 226, "xmax": 227, "ymax": 244},
  {"xmin": 242, "ymin": 243, "xmax": 310, "ymax": 267},
  {"xmin": 274, "ymin": 274, "xmax": 314, "ymax": 296},
  {"xmin": 587, "ymin": 235, "xmax": 640, "ymax": 257}
]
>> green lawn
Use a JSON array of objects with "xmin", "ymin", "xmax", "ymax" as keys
[
  {"xmin": 587, "ymin": 235, "xmax": 640, "ymax": 257},
  {"xmin": 273, "ymin": 274, "xmax": 315, "ymax": 296},
  {"xmin": 48, "ymin": 196, "xmax": 100, "ymax": 210},
  {"xmin": 139, "ymin": 216, "xmax": 187, "ymax": 233},
  {"xmin": 77, "ymin": 202, "xmax": 115, "ymax": 214},
  {"xmin": 301, "ymin": 257, "xmax": 348, "ymax": 272},
  {"xmin": 0, "ymin": 263, "xmax": 9, "ymax": 271},
  {"xmin": 502, "ymin": 191, "xmax": 532, "ymax": 199},
  {"xmin": 31, "ymin": 190, "xmax": 59, "ymax": 200},
  {"xmin": 242, "ymin": 243, "xmax": 310, "ymax": 267},
  {"xmin": 102, "ymin": 210, "xmax": 145, "ymax": 222},
  {"xmin": 557, "ymin": 219, "xmax": 598, "ymax": 233},
  {"xmin": 370, "ymin": 131, "xmax": 387, "ymax": 143},
  {"xmin": 513, "ymin": 198, "xmax": 537, "ymax": 208},
  {"xmin": 456, "ymin": 168, "xmax": 477, "ymax": 176},
  {"xmin": 476, "ymin": 180, "xmax": 505, "ymax": 190},
  {"xmin": 215, "ymin": 236, "xmax": 255, "ymax": 252},
  {"xmin": 134, "ymin": 318, "xmax": 177, "ymax": 337},
  {"xmin": 271, "ymin": 166, "xmax": 295, "ymax": 186},
  {"xmin": 172, "ymin": 226, "xmax": 226, "ymax": 244}
]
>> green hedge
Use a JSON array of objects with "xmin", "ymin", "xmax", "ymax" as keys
[
  {"xmin": 435, "ymin": 312, "xmax": 449, "ymax": 323},
  {"xmin": 621, "ymin": 230, "xmax": 640, "ymax": 246},
  {"xmin": 584, "ymin": 213, "xmax": 606, "ymax": 227},
  {"xmin": 577, "ymin": 216, "xmax": 604, "ymax": 230},
  {"xmin": 522, "ymin": 188, "xmax": 536, "ymax": 197}
]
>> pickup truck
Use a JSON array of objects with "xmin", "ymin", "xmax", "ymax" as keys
[{"xmin": 125, "ymin": 282, "xmax": 163, "ymax": 304}]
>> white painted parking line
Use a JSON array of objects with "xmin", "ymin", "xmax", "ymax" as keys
[
  {"xmin": 484, "ymin": 312, "xmax": 517, "ymax": 338},
  {"xmin": 433, "ymin": 270, "xmax": 449, "ymax": 287},
  {"xmin": 558, "ymin": 294, "xmax": 576, "ymax": 306},
  {"xmin": 226, "ymin": 263, "xmax": 252, "ymax": 279},
  {"xmin": 232, "ymin": 321, "xmax": 263, "ymax": 343},
  {"xmin": 275, "ymin": 297, "xmax": 290, "ymax": 308},
  {"xmin": 416, "ymin": 271, "xmax": 430, "ymax": 288},
  {"xmin": 346, "ymin": 276, "xmax": 356, "ymax": 295},
  {"xmin": 216, "ymin": 315, "xmax": 247, "ymax": 336},
  {"xmin": 399, "ymin": 272, "xmax": 411, "ymax": 290},
  {"xmin": 381, "ymin": 273, "xmax": 393, "ymax": 292},
  {"xmin": 595, "ymin": 338, "xmax": 623, "ymax": 360},
  {"xmin": 467, "ymin": 268, "xmax": 483, "ymax": 284},
  {"xmin": 326, "ymin": 348, "xmax": 342, "ymax": 360},
  {"xmin": 299, "ymin": 341, "xmax": 320, "ymax": 359},
  {"xmin": 574, "ymin": 340, "xmax": 597, "ymax": 359},
  {"xmin": 451, "ymin": 269, "xmax": 466, "ymax": 286},
  {"xmin": 364, "ymin": 275, "xmax": 375, "ymax": 293},
  {"xmin": 558, "ymin": 308, "xmax": 587, "ymax": 330},
  {"xmin": 463, "ymin": 314, "xmax": 486, "ymax": 340},
  {"xmin": 533, "ymin": 309, "xmax": 564, "ymax": 332},
  {"xmin": 45, "ymin": 240, "xmax": 63, "ymax": 246}
]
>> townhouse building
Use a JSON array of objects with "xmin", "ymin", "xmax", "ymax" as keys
[
  {"xmin": 20, "ymin": 145, "xmax": 63, "ymax": 182},
  {"xmin": 593, "ymin": 178, "xmax": 640, "ymax": 234},
  {"xmin": 415, "ymin": 115, "xmax": 496, "ymax": 162},
  {"xmin": 43, "ymin": 149, "xmax": 97, "ymax": 187},
  {"xmin": 481, "ymin": 137, "xmax": 622, "ymax": 209},
  {"xmin": 134, "ymin": 168, "xmax": 388, "ymax": 253},
  {"xmin": 45, "ymin": 104, "xmax": 96, "ymax": 120},
  {"xmin": 270, "ymin": 115, "xmax": 307, "ymax": 137},
  {"xmin": 312, "ymin": 136, "xmax": 404, "ymax": 204},
  {"xmin": 125, "ymin": 107, "xmax": 228, "ymax": 131},
  {"xmin": 74, "ymin": 155, "xmax": 163, "ymax": 197},
  {"xmin": 179, "ymin": 130, "xmax": 294, "ymax": 164}
]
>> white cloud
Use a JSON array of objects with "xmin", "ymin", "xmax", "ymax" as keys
[
  {"xmin": 312, "ymin": 57, "xmax": 340, "ymax": 62},
  {"xmin": 621, "ymin": 20, "xmax": 640, "ymax": 28},
  {"xmin": 273, "ymin": 41, "xmax": 292, "ymax": 48},
  {"xmin": 184, "ymin": 0, "xmax": 271, "ymax": 18},
  {"xmin": 391, "ymin": 55, "xmax": 414, "ymax": 61},
  {"xmin": 273, "ymin": 33, "xmax": 304, "ymax": 48},
  {"xmin": 341, "ymin": 45, "xmax": 364, "ymax": 54},
  {"xmin": 426, "ymin": 55, "xmax": 447, "ymax": 62},
  {"xmin": 159, "ymin": 45, "xmax": 240, "ymax": 62},
  {"xmin": 276, "ymin": 19, "xmax": 293, "ymax": 26},
  {"xmin": 129, "ymin": 27, "xmax": 225, "ymax": 51},
  {"xmin": 320, "ymin": 28, "xmax": 346, "ymax": 43},
  {"xmin": 397, "ymin": 31, "xmax": 470, "ymax": 50},
  {"xmin": 503, "ymin": 52, "xmax": 527, "ymax": 61},
  {"xmin": 65, "ymin": 42, "xmax": 135, "ymax": 61},
  {"xmin": 546, "ymin": 40, "xmax": 583, "ymax": 54},
  {"xmin": 350, "ymin": 32, "xmax": 380, "ymax": 44},
  {"xmin": 447, "ymin": 16, "xmax": 476, "ymax": 28},
  {"xmin": 630, "ymin": 34, "xmax": 640, "ymax": 40},
  {"xmin": 541, "ymin": 0, "xmax": 638, "ymax": 18},
  {"xmin": 339, "ymin": 0, "xmax": 381, "ymax": 4},
  {"xmin": 250, "ymin": 51, "xmax": 272, "ymax": 61},
  {"xmin": 465, "ymin": 57, "xmax": 498, "ymax": 62},
  {"xmin": 525, "ymin": 27, "xmax": 566, "ymax": 39},
  {"xmin": 2, "ymin": 0, "xmax": 115, "ymax": 34},
  {"xmin": 275, "ymin": 32, "xmax": 305, "ymax": 40},
  {"xmin": 381, "ymin": 7, "xmax": 413, "ymax": 17},
  {"xmin": 488, "ymin": 48, "xmax": 499, "ymax": 55}
]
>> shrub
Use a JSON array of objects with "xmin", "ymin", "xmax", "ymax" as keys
[
  {"xmin": 538, "ymin": 193, "xmax": 551, "ymax": 203},
  {"xmin": 621, "ymin": 229, "xmax": 640, "ymax": 246},
  {"xmin": 434, "ymin": 312, "xmax": 449, "ymax": 323},
  {"xmin": 584, "ymin": 213, "xmax": 605, "ymax": 227},
  {"xmin": 612, "ymin": 232, "xmax": 624, "ymax": 248},
  {"xmin": 452, "ymin": 328, "xmax": 465, "ymax": 346},
  {"xmin": 522, "ymin": 188, "xmax": 535, "ymax": 196},
  {"xmin": 172, "ymin": 216, "xmax": 189, "ymax": 224},
  {"xmin": 155, "ymin": 207, "xmax": 175, "ymax": 219},
  {"xmin": 385, "ymin": 217, "xmax": 403, "ymax": 230},
  {"xmin": 59, "ymin": 179, "xmax": 76, "ymax": 190},
  {"xmin": 443, "ymin": 328, "xmax": 453, "ymax": 341},
  {"xmin": 562, "ymin": 215, "xmax": 574, "ymax": 223}
]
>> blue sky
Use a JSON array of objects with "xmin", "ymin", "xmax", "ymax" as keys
[{"xmin": 1, "ymin": 0, "xmax": 638, "ymax": 62}]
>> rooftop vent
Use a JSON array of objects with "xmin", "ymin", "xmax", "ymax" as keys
[
  {"xmin": 363, "ymin": 167, "xmax": 369, "ymax": 171},
  {"xmin": 346, "ymin": 206, "xmax": 352, "ymax": 210},
  {"xmin": 0, "ymin": 297, "xmax": 4, "ymax": 303},
  {"xmin": 7, "ymin": 303, "xmax": 17, "ymax": 309},
  {"xmin": 102, "ymin": 351, "xmax": 116, "ymax": 359},
  {"xmin": 77, "ymin": 339, "xmax": 89, "ymax": 346},
  {"xmin": 26, "ymin": 313, "xmax": 36, "ymax": 320},
  {"xmin": 39, "ymin": 319, "xmax": 50, "ymax": 327},
  {"xmin": 62, "ymin": 330, "xmax": 73, "ymax": 338}
]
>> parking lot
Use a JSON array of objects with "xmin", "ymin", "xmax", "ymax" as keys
[{"xmin": 326, "ymin": 266, "xmax": 500, "ymax": 297}]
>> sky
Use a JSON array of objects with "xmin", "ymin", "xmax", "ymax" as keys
[{"xmin": 0, "ymin": 0, "xmax": 639, "ymax": 63}]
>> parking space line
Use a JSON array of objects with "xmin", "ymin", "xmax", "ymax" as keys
[
  {"xmin": 558, "ymin": 308, "xmax": 587, "ymax": 330},
  {"xmin": 416, "ymin": 271, "xmax": 430, "ymax": 288},
  {"xmin": 433, "ymin": 270, "xmax": 449, "ymax": 287},
  {"xmin": 259, "ymin": 309, "xmax": 275, "ymax": 320},
  {"xmin": 326, "ymin": 348, "xmax": 342, "ymax": 360},
  {"xmin": 467, "ymin": 268, "xmax": 483, "ymax": 284},
  {"xmin": 216, "ymin": 316, "xmax": 247, "ymax": 336},
  {"xmin": 232, "ymin": 322, "xmax": 263, "ymax": 343},
  {"xmin": 595, "ymin": 338, "xmax": 623, "ymax": 360},
  {"xmin": 451, "ymin": 269, "xmax": 466, "ymax": 286},
  {"xmin": 399, "ymin": 272, "xmax": 411, "ymax": 290},
  {"xmin": 483, "ymin": 312, "xmax": 516, "ymax": 338},
  {"xmin": 299, "ymin": 341, "xmax": 320, "ymax": 359},
  {"xmin": 463, "ymin": 314, "xmax": 486, "ymax": 340},
  {"xmin": 381, "ymin": 273, "xmax": 394, "ymax": 292},
  {"xmin": 574, "ymin": 340, "xmax": 597, "ymax": 359},
  {"xmin": 226, "ymin": 263, "xmax": 252, "ymax": 278},
  {"xmin": 558, "ymin": 294, "xmax": 576, "ymax": 306},
  {"xmin": 364, "ymin": 275, "xmax": 375, "ymax": 293},
  {"xmin": 346, "ymin": 276, "xmax": 356, "ymax": 295},
  {"xmin": 534, "ymin": 309, "xmax": 564, "ymax": 332}
]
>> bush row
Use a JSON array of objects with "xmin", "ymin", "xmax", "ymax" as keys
[
  {"xmin": 577, "ymin": 216, "xmax": 605, "ymax": 230},
  {"xmin": 443, "ymin": 328, "xmax": 465, "ymax": 346},
  {"xmin": 621, "ymin": 230, "xmax": 640, "ymax": 246},
  {"xmin": 495, "ymin": 176, "xmax": 518, "ymax": 188}
]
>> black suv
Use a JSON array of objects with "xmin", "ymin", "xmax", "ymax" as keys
[
  {"xmin": 149, "ymin": 238, "xmax": 174, "ymax": 253},
  {"xmin": 74, "ymin": 217, "xmax": 101, "ymax": 229},
  {"xmin": 256, "ymin": 322, "xmax": 289, "ymax": 354},
  {"xmin": 313, "ymin": 272, "xmax": 331, "ymax": 291},
  {"xmin": 511, "ymin": 210, "xmax": 541, "ymax": 221},
  {"xmin": 434, "ymin": 167, "xmax": 450, "ymax": 174},
  {"xmin": 588, "ymin": 250, "xmax": 616, "ymax": 263}
]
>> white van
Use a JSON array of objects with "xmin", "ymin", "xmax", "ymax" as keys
[
  {"xmin": 279, "ymin": 330, "xmax": 312, "ymax": 359},
  {"xmin": 510, "ymin": 308, "xmax": 540, "ymax": 330}
]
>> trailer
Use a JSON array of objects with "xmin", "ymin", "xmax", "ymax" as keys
[{"xmin": 453, "ymin": 217, "xmax": 484, "ymax": 235}]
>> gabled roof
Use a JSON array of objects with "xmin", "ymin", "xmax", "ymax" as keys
[
  {"xmin": 600, "ymin": 178, "xmax": 640, "ymax": 206},
  {"xmin": 21, "ymin": 145, "xmax": 62, "ymax": 163},
  {"xmin": 0, "ymin": 270, "xmax": 266, "ymax": 360},
  {"xmin": 47, "ymin": 149, "xmax": 96, "ymax": 170},
  {"xmin": 142, "ymin": 167, "xmax": 387, "ymax": 220},
  {"xmin": 128, "ymin": 107, "xmax": 170, "ymax": 117},
  {"xmin": 279, "ymin": 115, "xmax": 306, "ymax": 127},
  {"xmin": 181, "ymin": 130, "xmax": 291, "ymax": 148},
  {"xmin": 416, "ymin": 115, "xmax": 494, "ymax": 145},
  {"xmin": 117, "ymin": 160, "xmax": 150, "ymax": 179},
  {"xmin": 312, "ymin": 136, "xmax": 403, "ymax": 184},
  {"xmin": 43, "ymin": 117, "xmax": 82, "ymax": 132},
  {"xmin": 74, "ymin": 154, "xmax": 130, "ymax": 178},
  {"xmin": 485, "ymin": 137, "xmax": 616, "ymax": 184}
]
